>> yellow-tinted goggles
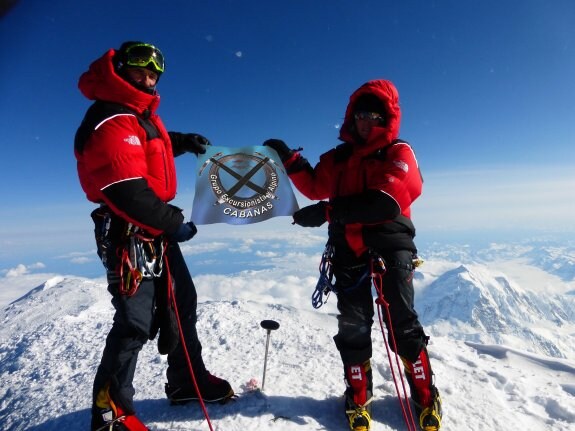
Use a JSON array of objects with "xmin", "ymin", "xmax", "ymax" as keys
[{"xmin": 124, "ymin": 43, "xmax": 165, "ymax": 74}]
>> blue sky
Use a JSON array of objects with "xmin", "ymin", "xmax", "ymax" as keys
[{"xmin": 1, "ymin": 0, "xmax": 574, "ymax": 277}]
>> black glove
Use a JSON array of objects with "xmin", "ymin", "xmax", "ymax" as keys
[
  {"xmin": 181, "ymin": 133, "xmax": 210, "ymax": 155},
  {"xmin": 292, "ymin": 201, "xmax": 329, "ymax": 227},
  {"xmin": 170, "ymin": 221, "xmax": 197, "ymax": 242},
  {"xmin": 169, "ymin": 132, "xmax": 210, "ymax": 157},
  {"xmin": 263, "ymin": 139, "xmax": 293, "ymax": 162}
]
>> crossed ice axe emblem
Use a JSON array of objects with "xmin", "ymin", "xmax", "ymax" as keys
[{"xmin": 199, "ymin": 152, "xmax": 279, "ymax": 205}]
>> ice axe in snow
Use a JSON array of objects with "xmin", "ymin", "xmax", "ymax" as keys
[{"xmin": 260, "ymin": 319, "xmax": 280, "ymax": 391}]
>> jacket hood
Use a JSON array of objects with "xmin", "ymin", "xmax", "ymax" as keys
[
  {"xmin": 78, "ymin": 49, "xmax": 160, "ymax": 115},
  {"xmin": 339, "ymin": 79, "xmax": 401, "ymax": 152}
]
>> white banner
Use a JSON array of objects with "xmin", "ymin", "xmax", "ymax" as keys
[{"xmin": 191, "ymin": 145, "xmax": 299, "ymax": 225}]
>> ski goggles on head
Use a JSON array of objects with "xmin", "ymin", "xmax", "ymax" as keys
[
  {"xmin": 123, "ymin": 43, "xmax": 165, "ymax": 74},
  {"xmin": 354, "ymin": 111, "xmax": 385, "ymax": 122}
]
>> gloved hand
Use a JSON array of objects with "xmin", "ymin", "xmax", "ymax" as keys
[
  {"xmin": 170, "ymin": 221, "xmax": 197, "ymax": 242},
  {"xmin": 292, "ymin": 201, "xmax": 329, "ymax": 227},
  {"xmin": 263, "ymin": 138, "xmax": 293, "ymax": 162},
  {"xmin": 181, "ymin": 133, "xmax": 210, "ymax": 155}
]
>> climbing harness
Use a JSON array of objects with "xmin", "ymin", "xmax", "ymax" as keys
[
  {"xmin": 118, "ymin": 223, "xmax": 164, "ymax": 296},
  {"xmin": 92, "ymin": 207, "xmax": 164, "ymax": 296}
]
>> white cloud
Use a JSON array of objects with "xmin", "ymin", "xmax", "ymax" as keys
[
  {"xmin": 3, "ymin": 262, "xmax": 45, "ymax": 277},
  {"xmin": 180, "ymin": 241, "xmax": 229, "ymax": 255},
  {"xmin": 56, "ymin": 250, "xmax": 97, "ymax": 264},
  {"xmin": 70, "ymin": 256, "xmax": 93, "ymax": 264},
  {"xmin": 255, "ymin": 250, "xmax": 278, "ymax": 258},
  {"xmin": 5, "ymin": 264, "xmax": 29, "ymax": 277}
]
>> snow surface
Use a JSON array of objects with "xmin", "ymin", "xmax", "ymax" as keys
[{"xmin": 1, "ymin": 240, "xmax": 575, "ymax": 431}]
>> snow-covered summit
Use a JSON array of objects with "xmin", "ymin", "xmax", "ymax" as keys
[{"xmin": 1, "ymin": 244, "xmax": 574, "ymax": 430}]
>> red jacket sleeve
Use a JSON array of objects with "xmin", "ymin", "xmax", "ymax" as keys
[
  {"xmin": 287, "ymin": 150, "xmax": 338, "ymax": 200},
  {"xmin": 369, "ymin": 142, "xmax": 422, "ymax": 216}
]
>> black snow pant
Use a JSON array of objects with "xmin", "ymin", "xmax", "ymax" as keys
[
  {"xmin": 92, "ymin": 241, "xmax": 207, "ymax": 414},
  {"xmin": 332, "ymin": 248, "xmax": 428, "ymax": 365}
]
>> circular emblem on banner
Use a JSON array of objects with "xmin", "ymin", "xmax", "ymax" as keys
[{"xmin": 206, "ymin": 152, "xmax": 279, "ymax": 209}]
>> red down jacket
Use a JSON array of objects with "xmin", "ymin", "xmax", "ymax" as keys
[
  {"xmin": 289, "ymin": 79, "xmax": 423, "ymax": 257},
  {"xmin": 75, "ymin": 49, "xmax": 183, "ymax": 236}
]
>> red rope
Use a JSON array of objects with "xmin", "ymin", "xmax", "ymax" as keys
[
  {"xmin": 371, "ymin": 259, "xmax": 418, "ymax": 431},
  {"xmin": 163, "ymin": 244, "xmax": 214, "ymax": 431},
  {"xmin": 119, "ymin": 246, "xmax": 141, "ymax": 296}
]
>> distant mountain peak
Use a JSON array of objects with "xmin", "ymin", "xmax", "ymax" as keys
[{"xmin": 418, "ymin": 263, "xmax": 573, "ymax": 358}]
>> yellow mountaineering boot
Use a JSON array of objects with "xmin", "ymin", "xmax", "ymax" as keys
[
  {"xmin": 345, "ymin": 402, "xmax": 372, "ymax": 431},
  {"xmin": 418, "ymin": 389, "xmax": 442, "ymax": 431},
  {"xmin": 344, "ymin": 360, "xmax": 373, "ymax": 431},
  {"xmin": 91, "ymin": 383, "xmax": 149, "ymax": 431},
  {"xmin": 402, "ymin": 347, "xmax": 442, "ymax": 430}
]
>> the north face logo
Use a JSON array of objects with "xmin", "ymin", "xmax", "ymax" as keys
[
  {"xmin": 393, "ymin": 159, "xmax": 409, "ymax": 172},
  {"xmin": 124, "ymin": 135, "xmax": 141, "ymax": 146}
]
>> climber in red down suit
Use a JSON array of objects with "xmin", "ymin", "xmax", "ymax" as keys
[
  {"xmin": 264, "ymin": 79, "xmax": 442, "ymax": 431},
  {"xmin": 75, "ymin": 41, "xmax": 234, "ymax": 431}
]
